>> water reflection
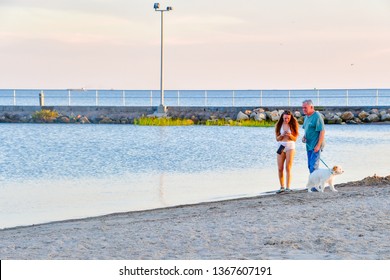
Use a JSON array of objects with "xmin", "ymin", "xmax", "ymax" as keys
[{"xmin": 159, "ymin": 173, "xmax": 167, "ymax": 207}]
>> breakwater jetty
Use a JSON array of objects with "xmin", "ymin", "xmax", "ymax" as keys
[{"xmin": 1, "ymin": 106, "xmax": 390, "ymax": 124}]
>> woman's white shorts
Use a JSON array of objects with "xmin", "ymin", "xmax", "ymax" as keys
[{"xmin": 277, "ymin": 141, "xmax": 296, "ymax": 152}]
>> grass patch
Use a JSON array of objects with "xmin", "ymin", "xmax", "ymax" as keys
[
  {"xmin": 29, "ymin": 113, "xmax": 276, "ymax": 127},
  {"xmin": 134, "ymin": 116, "xmax": 276, "ymax": 127},
  {"xmin": 32, "ymin": 109, "xmax": 59, "ymax": 122},
  {"xmin": 206, "ymin": 119, "xmax": 275, "ymax": 127},
  {"xmin": 134, "ymin": 117, "xmax": 195, "ymax": 126}
]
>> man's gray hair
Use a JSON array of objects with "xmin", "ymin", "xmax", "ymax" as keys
[{"xmin": 302, "ymin": 99, "xmax": 314, "ymax": 106}]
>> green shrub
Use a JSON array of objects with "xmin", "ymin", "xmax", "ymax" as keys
[{"xmin": 32, "ymin": 109, "xmax": 59, "ymax": 121}]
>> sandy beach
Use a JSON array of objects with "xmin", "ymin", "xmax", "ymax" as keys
[{"xmin": 1, "ymin": 175, "xmax": 389, "ymax": 260}]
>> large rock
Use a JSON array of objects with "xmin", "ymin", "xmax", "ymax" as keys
[
  {"xmin": 370, "ymin": 109, "xmax": 379, "ymax": 115},
  {"xmin": 78, "ymin": 116, "xmax": 90, "ymax": 124},
  {"xmin": 381, "ymin": 114, "xmax": 390, "ymax": 121},
  {"xmin": 244, "ymin": 109, "xmax": 252, "ymax": 115},
  {"xmin": 20, "ymin": 116, "xmax": 31, "ymax": 122},
  {"xmin": 333, "ymin": 115, "xmax": 343, "ymax": 124},
  {"xmin": 324, "ymin": 112, "xmax": 335, "ymax": 121},
  {"xmin": 254, "ymin": 112, "xmax": 267, "ymax": 121},
  {"xmin": 99, "ymin": 117, "xmax": 113, "ymax": 124},
  {"xmin": 346, "ymin": 119, "xmax": 358, "ymax": 124},
  {"xmin": 326, "ymin": 115, "xmax": 342, "ymax": 124},
  {"xmin": 366, "ymin": 114, "xmax": 380, "ymax": 122},
  {"xmin": 198, "ymin": 112, "xmax": 211, "ymax": 121},
  {"xmin": 341, "ymin": 111, "xmax": 354, "ymax": 121},
  {"xmin": 236, "ymin": 111, "xmax": 249, "ymax": 121},
  {"xmin": 1, "ymin": 113, "xmax": 23, "ymax": 122},
  {"xmin": 253, "ymin": 108, "xmax": 265, "ymax": 113},
  {"xmin": 250, "ymin": 110, "xmax": 266, "ymax": 121},
  {"xmin": 190, "ymin": 115, "xmax": 200, "ymax": 124},
  {"xmin": 293, "ymin": 111, "xmax": 301, "ymax": 118},
  {"xmin": 9, "ymin": 114, "xmax": 22, "ymax": 121},
  {"xmin": 57, "ymin": 116, "xmax": 70, "ymax": 123},
  {"xmin": 269, "ymin": 110, "xmax": 280, "ymax": 122},
  {"xmin": 249, "ymin": 111, "xmax": 257, "ymax": 119},
  {"xmin": 358, "ymin": 111, "xmax": 369, "ymax": 120},
  {"xmin": 119, "ymin": 117, "xmax": 128, "ymax": 124}
]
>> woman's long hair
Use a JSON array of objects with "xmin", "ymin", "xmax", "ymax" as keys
[{"xmin": 275, "ymin": 110, "xmax": 299, "ymax": 137}]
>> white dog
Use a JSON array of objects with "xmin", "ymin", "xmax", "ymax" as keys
[{"xmin": 306, "ymin": 165, "xmax": 344, "ymax": 192}]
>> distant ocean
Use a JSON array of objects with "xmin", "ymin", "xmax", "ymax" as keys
[{"xmin": 1, "ymin": 89, "xmax": 390, "ymax": 107}]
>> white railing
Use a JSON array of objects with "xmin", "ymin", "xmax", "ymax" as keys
[{"xmin": 0, "ymin": 89, "xmax": 390, "ymax": 107}]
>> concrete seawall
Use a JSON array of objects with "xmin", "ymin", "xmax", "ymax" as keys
[
  {"xmin": 2, "ymin": 105, "xmax": 390, "ymax": 114},
  {"xmin": 1, "ymin": 105, "xmax": 390, "ymax": 124}
]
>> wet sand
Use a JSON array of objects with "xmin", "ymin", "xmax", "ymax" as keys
[{"xmin": 1, "ymin": 175, "xmax": 389, "ymax": 260}]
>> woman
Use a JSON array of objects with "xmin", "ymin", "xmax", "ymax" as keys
[{"xmin": 275, "ymin": 110, "xmax": 299, "ymax": 193}]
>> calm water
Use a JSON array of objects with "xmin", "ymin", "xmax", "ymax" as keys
[
  {"xmin": 1, "ymin": 124, "xmax": 389, "ymax": 229},
  {"xmin": 1, "ymin": 89, "xmax": 390, "ymax": 106}
]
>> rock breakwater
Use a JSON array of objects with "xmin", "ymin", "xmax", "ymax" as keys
[{"xmin": 0, "ymin": 106, "xmax": 389, "ymax": 124}]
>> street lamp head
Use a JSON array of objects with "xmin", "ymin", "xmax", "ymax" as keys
[
  {"xmin": 153, "ymin": 3, "xmax": 160, "ymax": 9},
  {"xmin": 167, "ymin": 6, "xmax": 173, "ymax": 11}
]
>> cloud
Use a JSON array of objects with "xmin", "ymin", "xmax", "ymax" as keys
[
  {"xmin": 172, "ymin": 14, "xmax": 246, "ymax": 26},
  {"xmin": 0, "ymin": 5, "xmax": 154, "ymax": 46}
]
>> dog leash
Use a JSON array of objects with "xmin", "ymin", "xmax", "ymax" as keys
[{"xmin": 320, "ymin": 158, "xmax": 333, "ymax": 173}]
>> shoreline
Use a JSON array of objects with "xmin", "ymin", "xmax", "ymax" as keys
[
  {"xmin": 0, "ymin": 187, "xmax": 308, "ymax": 232},
  {"xmin": 1, "ymin": 175, "xmax": 389, "ymax": 260}
]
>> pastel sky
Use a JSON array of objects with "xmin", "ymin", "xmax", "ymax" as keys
[{"xmin": 0, "ymin": 0, "xmax": 389, "ymax": 90}]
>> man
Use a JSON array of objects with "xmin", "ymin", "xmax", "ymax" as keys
[{"xmin": 302, "ymin": 100, "xmax": 325, "ymax": 173}]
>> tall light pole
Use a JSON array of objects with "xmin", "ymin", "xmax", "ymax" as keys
[{"xmin": 154, "ymin": 3, "xmax": 173, "ymax": 114}]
